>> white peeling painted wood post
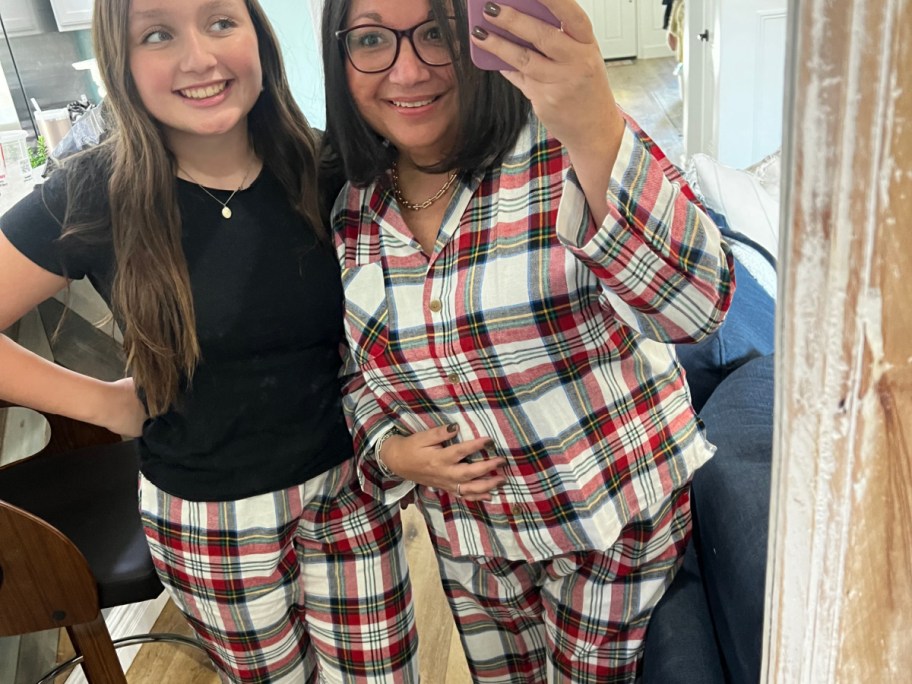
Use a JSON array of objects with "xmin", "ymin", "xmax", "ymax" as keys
[{"xmin": 764, "ymin": 0, "xmax": 912, "ymax": 681}]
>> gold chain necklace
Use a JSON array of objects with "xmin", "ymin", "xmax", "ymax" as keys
[
  {"xmin": 390, "ymin": 162, "xmax": 458, "ymax": 212},
  {"xmin": 179, "ymin": 160, "xmax": 255, "ymax": 220}
]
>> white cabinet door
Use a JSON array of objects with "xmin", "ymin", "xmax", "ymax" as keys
[
  {"xmin": 578, "ymin": 0, "xmax": 637, "ymax": 60},
  {"xmin": 50, "ymin": 0, "xmax": 92, "ymax": 32},
  {"xmin": 0, "ymin": 0, "xmax": 45, "ymax": 36}
]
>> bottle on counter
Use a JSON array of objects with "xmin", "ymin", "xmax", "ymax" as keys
[{"xmin": 0, "ymin": 130, "xmax": 33, "ymax": 188}]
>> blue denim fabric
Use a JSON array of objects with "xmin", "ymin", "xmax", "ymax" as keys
[
  {"xmin": 692, "ymin": 354, "xmax": 775, "ymax": 683},
  {"xmin": 641, "ymin": 540, "xmax": 727, "ymax": 684},
  {"xmin": 642, "ymin": 354, "xmax": 774, "ymax": 684}
]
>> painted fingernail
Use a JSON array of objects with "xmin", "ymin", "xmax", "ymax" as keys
[
  {"xmin": 484, "ymin": 440, "xmax": 495, "ymax": 449},
  {"xmin": 447, "ymin": 423, "xmax": 459, "ymax": 433},
  {"xmin": 484, "ymin": 2, "xmax": 501, "ymax": 17},
  {"xmin": 472, "ymin": 26, "xmax": 489, "ymax": 40}
]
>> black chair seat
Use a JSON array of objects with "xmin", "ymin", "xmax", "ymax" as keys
[{"xmin": 0, "ymin": 439, "xmax": 162, "ymax": 608}]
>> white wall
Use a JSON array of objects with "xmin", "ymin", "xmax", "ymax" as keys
[{"xmin": 261, "ymin": 0, "xmax": 326, "ymax": 129}]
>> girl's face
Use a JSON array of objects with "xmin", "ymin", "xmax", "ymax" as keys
[
  {"xmin": 128, "ymin": 0, "xmax": 262, "ymax": 149},
  {"xmin": 343, "ymin": 0, "xmax": 459, "ymax": 167}
]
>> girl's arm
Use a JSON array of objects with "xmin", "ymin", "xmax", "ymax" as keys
[{"xmin": 0, "ymin": 231, "xmax": 146, "ymax": 436}]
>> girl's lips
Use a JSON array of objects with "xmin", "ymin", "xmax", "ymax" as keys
[{"xmin": 177, "ymin": 80, "xmax": 233, "ymax": 106}]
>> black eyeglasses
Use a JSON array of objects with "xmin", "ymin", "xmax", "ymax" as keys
[{"xmin": 335, "ymin": 17, "xmax": 457, "ymax": 74}]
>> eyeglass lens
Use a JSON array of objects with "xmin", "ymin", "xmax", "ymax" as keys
[{"xmin": 344, "ymin": 19, "xmax": 454, "ymax": 73}]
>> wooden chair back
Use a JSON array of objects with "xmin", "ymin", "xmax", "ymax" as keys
[{"xmin": 0, "ymin": 400, "xmax": 128, "ymax": 683}]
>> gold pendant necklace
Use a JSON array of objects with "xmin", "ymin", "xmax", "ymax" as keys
[
  {"xmin": 390, "ymin": 162, "xmax": 458, "ymax": 212},
  {"xmin": 179, "ymin": 159, "xmax": 255, "ymax": 220}
]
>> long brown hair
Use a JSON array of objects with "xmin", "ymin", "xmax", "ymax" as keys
[{"xmin": 63, "ymin": 0, "xmax": 324, "ymax": 415}]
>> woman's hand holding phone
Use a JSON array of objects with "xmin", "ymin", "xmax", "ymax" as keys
[
  {"xmin": 467, "ymin": 0, "xmax": 561, "ymax": 71},
  {"xmin": 468, "ymin": 0, "xmax": 620, "ymax": 152},
  {"xmin": 469, "ymin": 0, "xmax": 624, "ymax": 225}
]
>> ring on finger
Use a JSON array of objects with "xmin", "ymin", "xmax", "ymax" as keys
[{"xmin": 455, "ymin": 482, "xmax": 463, "ymax": 498}]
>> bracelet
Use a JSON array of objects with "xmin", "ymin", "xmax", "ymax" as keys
[{"xmin": 374, "ymin": 427, "xmax": 402, "ymax": 478}]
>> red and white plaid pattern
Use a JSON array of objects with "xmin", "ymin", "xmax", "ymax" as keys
[
  {"xmin": 334, "ymin": 112, "xmax": 734, "ymax": 563},
  {"xmin": 139, "ymin": 458, "xmax": 418, "ymax": 683},
  {"xmin": 429, "ymin": 485, "xmax": 691, "ymax": 683}
]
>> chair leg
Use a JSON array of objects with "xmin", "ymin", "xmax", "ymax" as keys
[{"xmin": 66, "ymin": 612, "xmax": 127, "ymax": 684}]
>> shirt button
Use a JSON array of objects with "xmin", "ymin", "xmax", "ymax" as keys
[
  {"xmin": 428, "ymin": 299, "xmax": 442, "ymax": 312},
  {"xmin": 446, "ymin": 372, "xmax": 460, "ymax": 384},
  {"xmin": 510, "ymin": 504, "xmax": 523, "ymax": 517}
]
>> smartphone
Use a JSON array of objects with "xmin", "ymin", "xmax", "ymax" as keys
[{"xmin": 467, "ymin": 0, "xmax": 561, "ymax": 71}]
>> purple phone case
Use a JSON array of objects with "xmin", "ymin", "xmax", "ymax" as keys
[{"xmin": 467, "ymin": 0, "xmax": 561, "ymax": 71}]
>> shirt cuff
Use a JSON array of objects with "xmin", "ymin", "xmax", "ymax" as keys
[
  {"xmin": 358, "ymin": 429, "xmax": 417, "ymax": 505},
  {"xmin": 556, "ymin": 123, "xmax": 639, "ymax": 249}
]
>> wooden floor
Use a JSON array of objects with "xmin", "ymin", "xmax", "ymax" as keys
[
  {"xmin": 14, "ymin": 56, "xmax": 682, "ymax": 684},
  {"xmin": 606, "ymin": 56, "xmax": 685, "ymax": 166}
]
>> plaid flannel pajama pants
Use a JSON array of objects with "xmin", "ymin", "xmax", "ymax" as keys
[
  {"xmin": 139, "ymin": 458, "xmax": 418, "ymax": 684},
  {"xmin": 426, "ymin": 485, "xmax": 692, "ymax": 684}
]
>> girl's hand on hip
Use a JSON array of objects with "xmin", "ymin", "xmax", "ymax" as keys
[
  {"xmin": 102, "ymin": 377, "xmax": 147, "ymax": 438},
  {"xmin": 470, "ymin": 0, "xmax": 624, "ymax": 158},
  {"xmin": 380, "ymin": 424, "xmax": 507, "ymax": 503}
]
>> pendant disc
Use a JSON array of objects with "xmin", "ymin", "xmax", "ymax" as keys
[{"xmin": 222, "ymin": 206, "xmax": 232, "ymax": 219}]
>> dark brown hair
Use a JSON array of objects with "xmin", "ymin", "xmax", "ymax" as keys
[
  {"xmin": 60, "ymin": 0, "xmax": 324, "ymax": 415},
  {"xmin": 321, "ymin": 0, "xmax": 531, "ymax": 186}
]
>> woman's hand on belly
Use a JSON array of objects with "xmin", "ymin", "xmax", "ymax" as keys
[{"xmin": 381, "ymin": 424, "xmax": 507, "ymax": 503}]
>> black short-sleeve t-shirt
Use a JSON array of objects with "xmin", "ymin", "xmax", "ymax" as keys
[{"xmin": 1, "ymin": 160, "xmax": 354, "ymax": 501}]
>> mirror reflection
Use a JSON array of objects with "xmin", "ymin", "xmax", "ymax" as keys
[{"xmin": 0, "ymin": 0, "xmax": 793, "ymax": 682}]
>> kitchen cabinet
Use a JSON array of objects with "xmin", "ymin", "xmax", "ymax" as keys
[
  {"xmin": 0, "ymin": 0, "xmax": 53, "ymax": 37},
  {"xmin": 50, "ymin": 0, "xmax": 91, "ymax": 32}
]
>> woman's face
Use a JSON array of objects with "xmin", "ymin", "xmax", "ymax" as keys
[
  {"xmin": 128, "ymin": 0, "xmax": 262, "ymax": 148},
  {"xmin": 343, "ymin": 0, "xmax": 460, "ymax": 167}
]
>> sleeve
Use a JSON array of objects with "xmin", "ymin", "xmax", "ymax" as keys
[
  {"xmin": 333, "ymin": 187, "xmax": 417, "ymax": 504},
  {"xmin": 0, "ymin": 170, "xmax": 92, "ymax": 280},
  {"xmin": 556, "ymin": 114, "xmax": 736, "ymax": 345},
  {"xmin": 339, "ymin": 341, "xmax": 417, "ymax": 505}
]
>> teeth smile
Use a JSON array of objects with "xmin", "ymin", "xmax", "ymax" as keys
[
  {"xmin": 180, "ymin": 82, "xmax": 228, "ymax": 99},
  {"xmin": 392, "ymin": 98, "xmax": 435, "ymax": 108}
]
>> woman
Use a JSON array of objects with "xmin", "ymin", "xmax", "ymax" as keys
[
  {"xmin": 0, "ymin": 0, "xmax": 425, "ymax": 681},
  {"xmin": 323, "ymin": 0, "xmax": 735, "ymax": 681}
]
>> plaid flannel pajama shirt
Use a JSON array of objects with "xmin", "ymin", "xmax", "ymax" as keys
[{"xmin": 334, "ymin": 112, "xmax": 734, "ymax": 683}]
